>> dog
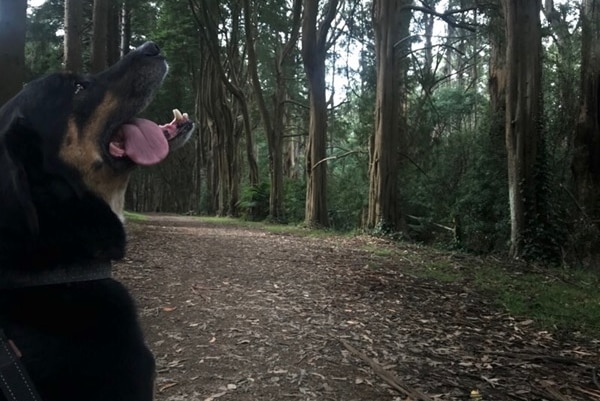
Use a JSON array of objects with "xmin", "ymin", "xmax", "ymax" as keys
[{"xmin": 0, "ymin": 42, "xmax": 194, "ymax": 401}]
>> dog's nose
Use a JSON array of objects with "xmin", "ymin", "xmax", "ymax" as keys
[{"xmin": 138, "ymin": 42, "xmax": 161, "ymax": 57}]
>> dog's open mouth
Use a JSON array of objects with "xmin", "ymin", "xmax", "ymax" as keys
[{"xmin": 108, "ymin": 109, "xmax": 192, "ymax": 166}]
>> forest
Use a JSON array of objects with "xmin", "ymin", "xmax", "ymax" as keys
[{"xmin": 0, "ymin": 0, "xmax": 597, "ymax": 268}]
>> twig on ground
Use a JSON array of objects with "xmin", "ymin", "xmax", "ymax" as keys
[
  {"xmin": 535, "ymin": 381, "xmax": 572, "ymax": 401},
  {"xmin": 573, "ymin": 386, "xmax": 600, "ymax": 399},
  {"xmin": 485, "ymin": 351, "xmax": 589, "ymax": 367},
  {"xmin": 339, "ymin": 338, "xmax": 433, "ymax": 401}
]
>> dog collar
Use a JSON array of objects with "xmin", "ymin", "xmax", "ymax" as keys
[{"xmin": 0, "ymin": 261, "xmax": 112, "ymax": 289}]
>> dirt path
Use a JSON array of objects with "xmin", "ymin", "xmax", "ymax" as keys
[{"xmin": 114, "ymin": 216, "xmax": 599, "ymax": 401}]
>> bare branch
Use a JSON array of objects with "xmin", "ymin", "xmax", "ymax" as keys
[
  {"xmin": 405, "ymin": 4, "xmax": 478, "ymax": 32},
  {"xmin": 311, "ymin": 150, "xmax": 360, "ymax": 170}
]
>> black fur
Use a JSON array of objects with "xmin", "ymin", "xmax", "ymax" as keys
[{"xmin": 0, "ymin": 42, "xmax": 185, "ymax": 401}]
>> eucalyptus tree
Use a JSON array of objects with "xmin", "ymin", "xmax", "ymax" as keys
[
  {"xmin": 488, "ymin": 1, "xmax": 505, "ymax": 150},
  {"xmin": 573, "ymin": 0, "xmax": 600, "ymax": 260},
  {"xmin": 91, "ymin": 0, "xmax": 109, "ymax": 73},
  {"xmin": 190, "ymin": 0, "xmax": 259, "ymax": 216},
  {"xmin": 64, "ymin": 0, "xmax": 83, "ymax": 71},
  {"xmin": 120, "ymin": 0, "xmax": 131, "ymax": 57},
  {"xmin": 366, "ymin": 0, "xmax": 412, "ymax": 232},
  {"xmin": 243, "ymin": 0, "xmax": 302, "ymax": 222},
  {"xmin": 0, "ymin": 0, "xmax": 27, "ymax": 106},
  {"xmin": 502, "ymin": 0, "xmax": 544, "ymax": 259},
  {"xmin": 301, "ymin": 0, "xmax": 341, "ymax": 228}
]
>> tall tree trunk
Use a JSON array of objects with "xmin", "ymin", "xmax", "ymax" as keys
[
  {"xmin": 574, "ymin": 0, "xmax": 600, "ymax": 219},
  {"xmin": 488, "ymin": 2, "xmax": 506, "ymax": 151},
  {"xmin": 106, "ymin": 0, "xmax": 120, "ymax": 66},
  {"xmin": 0, "ymin": 0, "xmax": 27, "ymax": 106},
  {"xmin": 502, "ymin": 0, "xmax": 543, "ymax": 258},
  {"xmin": 243, "ymin": 0, "xmax": 301, "ymax": 222},
  {"xmin": 301, "ymin": 0, "xmax": 339, "ymax": 228},
  {"xmin": 64, "ymin": 0, "xmax": 83, "ymax": 71},
  {"xmin": 366, "ymin": 0, "xmax": 411, "ymax": 232},
  {"xmin": 120, "ymin": 0, "xmax": 131, "ymax": 57},
  {"xmin": 91, "ymin": 0, "xmax": 109, "ymax": 73}
]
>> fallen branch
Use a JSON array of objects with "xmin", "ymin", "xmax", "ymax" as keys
[
  {"xmin": 339, "ymin": 338, "xmax": 433, "ymax": 401},
  {"xmin": 485, "ymin": 351, "xmax": 590, "ymax": 367},
  {"xmin": 573, "ymin": 386, "xmax": 600, "ymax": 399}
]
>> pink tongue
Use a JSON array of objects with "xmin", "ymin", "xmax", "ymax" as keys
[{"xmin": 120, "ymin": 118, "xmax": 169, "ymax": 165}]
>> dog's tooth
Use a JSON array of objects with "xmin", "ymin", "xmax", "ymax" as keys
[{"xmin": 173, "ymin": 109, "xmax": 183, "ymax": 121}]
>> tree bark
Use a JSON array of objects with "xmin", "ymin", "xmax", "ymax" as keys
[
  {"xmin": 0, "ymin": 0, "xmax": 27, "ymax": 106},
  {"xmin": 64, "ymin": 0, "xmax": 83, "ymax": 72},
  {"xmin": 120, "ymin": 0, "xmax": 131, "ymax": 57},
  {"xmin": 91, "ymin": 0, "xmax": 109, "ymax": 73},
  {"xmin": 488, "ymin": 1, "xmax": 506, "ymax": 151},
  {"xmin": 301, "ymin": 0, "xmax": 339, "ymax": 228},
  {"xmin": 502, "ymin": 0, "xmax": 543, "ymax": 258},
  {"xmin": 573, "ymin": 0, "xmax": 600, "ymax": 219},
  {"xmin": 366, "ymin": 0, "xmax": 411, "ymax": 232},
  {"xmin": 106, "ymin": 0, "xmax": 120, "ymax": 66}
]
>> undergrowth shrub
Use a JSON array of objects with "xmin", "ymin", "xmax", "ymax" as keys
[{"xmin": 238, "ymin": 182, "xmax": 270, "ymax": 220}]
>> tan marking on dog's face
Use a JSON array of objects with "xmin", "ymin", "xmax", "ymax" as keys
[{"xmin": 59, "ymin": 92, "xmax": 130, "ymax": 218}]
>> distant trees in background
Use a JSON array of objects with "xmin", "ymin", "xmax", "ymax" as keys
[{"xmin": 15, "ymin": 0, "xmax": 600, "ymax": 268}]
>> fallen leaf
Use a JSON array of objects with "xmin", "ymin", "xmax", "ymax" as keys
[{"xmin": 203, "ymin": 391, "xmax": 227, "ymax": 401}]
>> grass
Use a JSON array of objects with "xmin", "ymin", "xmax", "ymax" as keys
[
  {"xmin": 123, "ymin": 211, "xmax": 147, "ymax": 221},
  {"xmin": 473, "ymin": 266, "xmax": 600, "ymax": 334},
  {"xmin": 354, "ymin": 238, "xmax": 600, "ymax": 336},
  {"xmin": 410, "ymin": 255, "xmax": 600, "ymax": 336},
  {"xmin": 126, "ymin": 212, "xmax": 600, "ymax": 337}
]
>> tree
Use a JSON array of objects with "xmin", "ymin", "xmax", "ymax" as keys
[
  {"xmin": 91, "ymin": 0, "xmax": 109, "ymax": 73},
  {"xmin": 502, "ymin": 0, "xmax": 544, "ymax": 258},
  {"xmin": 488, "ymin": 1, "xmax": 506, "ymax": 151},
  {"xmin": 243, "ymin": 0, "xmax": 302, "ymax": 221},
  {"xmin": 120, "ymin": 0, "xmax": 131, "ymax": 57},
  {"xmin": 301, "ymin": 0, "xmax": 340, "ymax": 228},
  {"xmin": 572, "ymin": 0, "xmax": 600, "ymax": 263},
  {"xmin": 574, "ymin": 0, "xmax": 600, "ymax": 221},
  {"xmin": 190, "ymin": 0, "xmax": 259, "ymax": 216},
  {"xmin": 107, "ymin": 0, "xmax": 120, "ymax": 66},
  {"xmin": 366, "ymin": 0, "xmax": 412, "ymax": 232},
  {"xmin": 64, "ymin": 0, "xmax": 83, "ymax": 71},
  {"xmin": 0, "ymin": 0, "xmax": 27, "ymax": 106}
]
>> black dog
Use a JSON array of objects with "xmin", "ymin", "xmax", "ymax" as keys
[{"xmin": 0, "ymin": 42, "xmax": 193, "ymax": 401}]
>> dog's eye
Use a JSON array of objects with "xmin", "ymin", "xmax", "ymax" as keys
[{"xmin": 74, "ymin": 82, "xmax": 89, "ymax": 95}]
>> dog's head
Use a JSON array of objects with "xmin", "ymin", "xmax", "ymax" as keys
[{"xmin": 0, "ymin": 42, "xmax": 194, "ymax": 266}]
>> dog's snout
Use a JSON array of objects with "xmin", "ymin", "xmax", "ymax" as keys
[{"xmin": 138, "ymin": 42, "xmax": 161, "ymax": 57}]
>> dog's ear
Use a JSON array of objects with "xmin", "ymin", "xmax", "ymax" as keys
[{"xmin": 0, "ymin": 113, "xmax": 40, "ymax": 241}]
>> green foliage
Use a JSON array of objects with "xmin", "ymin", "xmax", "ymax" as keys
[
  {"xmin": 402, "ymin": 86, "xmax": 505, "ymax": 250},
  {"xmin": 284, "ymin": 178, "xmax": 306, "ymax": 223},
  {"xmin": 454, "ymin": 125, "xmax": 510, "ymax": 253},
  {"xmin": 406, "ymin": 250, "xmax": 600, "ymax": 336},
  {"xmin": 25, "ymin": 0, "xmax": 64, "ymax": 79},
  {"xmin": 520, "ymin": 138, "xmax": 566, "ymax": 264},
  {"xmin": 237, "ymin": 182, "xmax": 270, "ymax": 220}
]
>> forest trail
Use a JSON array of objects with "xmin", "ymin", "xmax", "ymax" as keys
[{"xmin": 115, "ymin": 215, "xmax": 599, "ymax": 401}]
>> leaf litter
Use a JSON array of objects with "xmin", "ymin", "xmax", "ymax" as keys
[{"xmin": 114, "ymin": 215, "xmax": 600, "ymax": 401}]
